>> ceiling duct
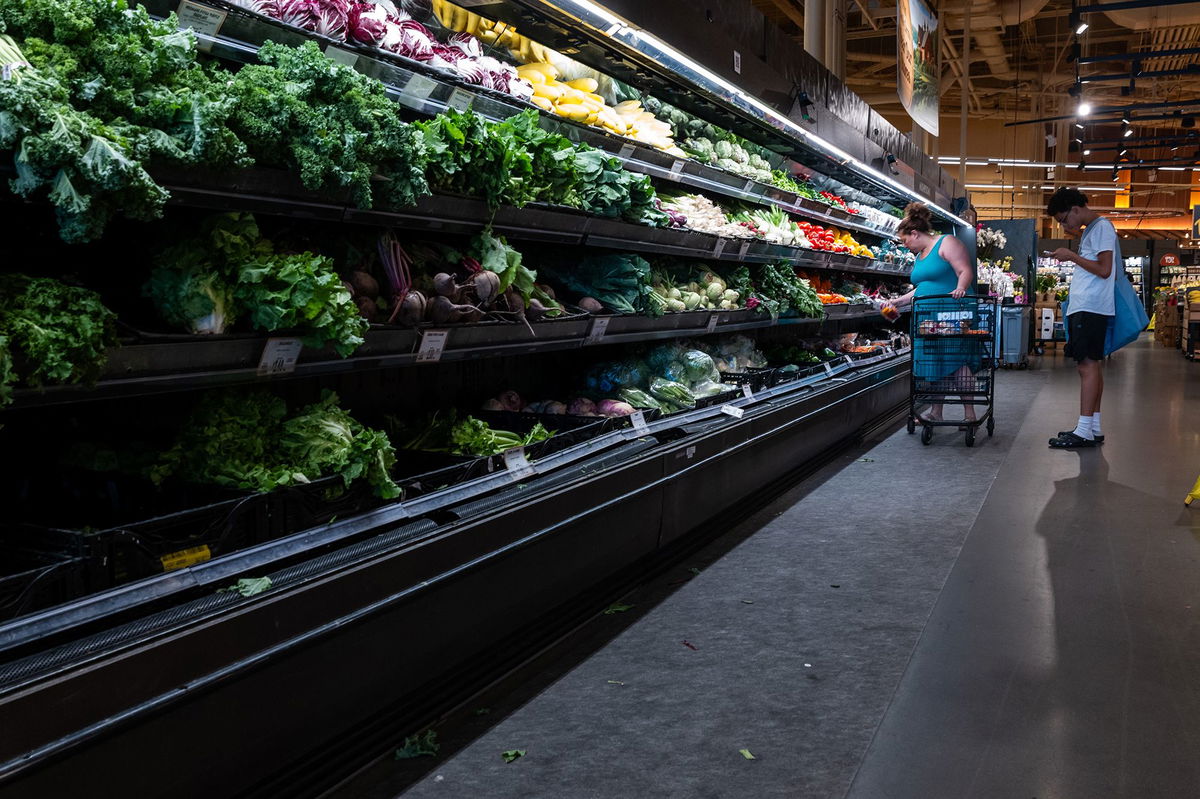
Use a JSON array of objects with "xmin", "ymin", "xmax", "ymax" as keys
[{"xmin": 1102, "ymin": 7, "xmax": 1200, "ymax": 30}]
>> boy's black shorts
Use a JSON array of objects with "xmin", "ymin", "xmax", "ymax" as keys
[{"xmin": 1064, "ymin": 311, "xmax": 1110, "ymax": 363}]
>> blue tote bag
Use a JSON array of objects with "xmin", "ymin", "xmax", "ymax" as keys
[
  {"xmin": 1061, "ymin": 270, "xmax": 1148, "ymax": 355},
  {"xmin": 1105, "ymin": 270, "xmax": 1149, "ymax": 355}
]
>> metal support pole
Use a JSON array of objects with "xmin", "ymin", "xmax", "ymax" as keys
[
  {"xmin": 959, "ymin": 8, "xmax": 972, "ymax": 190},
  {"xmin": 805, "ymin": 0, "xmax": 827, "ymax": 66}
]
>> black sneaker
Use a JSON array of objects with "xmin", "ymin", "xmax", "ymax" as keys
[{"xmin": 1057, "ymin": 430, "xmax": 1104, "ymax": 444}]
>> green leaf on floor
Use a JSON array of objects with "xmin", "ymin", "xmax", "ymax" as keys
[
  {"xmin": 395, "ymin": 730, "xmax": 440, "ymax": 759},
  {"xmin": 689, "ymin": 567, "xmax": 702, "ymax": 576},
  {"xmin": 502, "ymin": 749, "xmax": 526, "ymax": 763},
  {"xmin": 606, "ymin": 680, "xmax": 625, "ymax": 685},
  {"xmin": 603, "ymin": 602, "xmax": 634, "ymax": 614},
  {"xmin": 474, "ymin": 707, "xmax": 491, "ymax": 716},
  {"xmin": 218, "ymin": 577, "xmax": 272, "ymax": 597},
  {"xmin": 857, "ymin": 457, "xmax": 875, "ymax": 463},
  {"xmin": 739, "ymin": 748, "xmax": 756, "ymax": 760},
  {"xmin": 741, "ymin": 599, "xmax": 755, "ymax": 604}
]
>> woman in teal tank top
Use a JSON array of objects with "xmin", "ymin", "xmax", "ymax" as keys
[{"xmin": 892, "ymin": 203, "xmax": 978, "ymax": 423}]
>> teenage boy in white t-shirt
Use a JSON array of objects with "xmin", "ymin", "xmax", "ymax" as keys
[{"xmin": 1046, "ymin": 188, "xmax": 1118, "ymax": 449}]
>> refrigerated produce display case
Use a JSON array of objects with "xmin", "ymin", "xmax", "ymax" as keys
[{"xmin": 0, "ymin": 0, "xmax": 974, "ymax": 794}]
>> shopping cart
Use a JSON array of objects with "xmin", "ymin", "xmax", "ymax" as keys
[{"xmin": 906, "ymin": 294, "xmax": 997, "ymax": 447}]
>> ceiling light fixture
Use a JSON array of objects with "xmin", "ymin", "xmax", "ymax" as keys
[
  {"xmin": 1124, "ymin": 129, "xmax": 1134, "ymax": 137},
  {"xmin": 1070, "ymin": 8, "xmax": 1089, "ymax": 35},
  {"xmin": 1084, "ymin": 149, "xmax": 1092, "ymax": 155}
]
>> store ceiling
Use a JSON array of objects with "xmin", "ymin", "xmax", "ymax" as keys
[{"xmin": 750, "ymin": 0, "xmax": 1200, "ymax": 227}]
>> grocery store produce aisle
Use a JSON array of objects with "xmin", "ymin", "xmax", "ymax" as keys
[{"xmin": 338, "ymin": 339, "xmax": 1199, "ymax": 799}]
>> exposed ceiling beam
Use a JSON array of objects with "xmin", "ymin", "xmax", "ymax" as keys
[
  {"xmin": 761, "ymin": 0, "xmax": 806, "ymax": 32},
  {"xmin": 851, "ymin": 0, "xmax": 880, "ymax": 30}
]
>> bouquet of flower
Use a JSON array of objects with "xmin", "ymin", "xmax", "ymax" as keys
[{"xmin": 976, "ymin": 226, "xmax": 1007, "ymax": 260}]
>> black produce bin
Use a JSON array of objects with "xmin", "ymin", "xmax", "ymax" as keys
[
  {"xmin": 7, "ymin": 472, "xmax": 270, "ymax": 588},
  {"xmin": 0, "ymin": 528, "xmax": 92, "ymax": 621},
  {"xmin": 265, "ymin": 475, "xmax": 385, "ymax": 541},
  {"xmin": 720, "ymin": 367, "xmax": 777, "ymax": 392}
]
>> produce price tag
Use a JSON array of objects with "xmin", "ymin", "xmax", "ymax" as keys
[
  {"xmin": 161, "ymin": 544, "xmax": 211, "ymax": 572},
  {"xmin": 618, "ymin": 143, "xmax": 636, "ymax": 159},
  {"xmin": 416, "ymin": 329, "xmax": 450, "ymax": 363},
  {"xmin": 404, "ymin": 73, "xmax": 438, "ymax": 101},
  {"xmin": 743, "ymin": 179, "xmax": 756, "ymax": 193},
  {"xmin": 503, "ymin": 447, "xmax": 536, "ymax": 480},
  {"xmin": 630, "ymin": 410, "xmax": 649, "ymax": 433},
  {"xmin": 324, "ymin": 45, "xmax": 359, "ymax": 67},
  {"xmin": 176, "ymin": 0, "xmax": 226, "ymax": 53},
  {"xmin": 712, "ymin": 239, "xmax": 726, "ymax": 258},
  {"xmin": 257, "ymin": 337, "xmax": 303, "ymax": 377},
  {"xmin": 720, "ymin": 404, "xmax": 745, "ymax": 420},
  {"xmin": 705, "ymin": 313, "xmax": 720, "ymax": 334},
  {"xmin": 742, "ymin": 384, "xmax": 754, "ymax": 399},
  {"xmin": 584, "ymin": 316, "xmax": 610, "ymax": 345},
  {"xmin": 447, "ymin": 88, "xmax": 473, "ymax": 111},
  {"xmin": 668, "ymin": 160, "xmax": 685, "ymax": 180},
  {"xmin": 822, "ymin": 362, "xmax": 833, "ymax": 375}
]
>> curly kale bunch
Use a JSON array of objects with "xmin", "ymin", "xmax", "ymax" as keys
[{"xmin": 227, "ymin": 41, "xmax": 428, "ymax": 210}]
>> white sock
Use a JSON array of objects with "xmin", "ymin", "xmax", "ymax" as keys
[
  {"xmin": 1091, "ymin": 412, "xmax": 1102, "ymax": 437},
  {"xmin": 1072, "ymin": 415, "xmax": 1094, "ymax": 440}
]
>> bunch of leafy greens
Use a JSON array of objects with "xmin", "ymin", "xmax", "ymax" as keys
[
  {"xmin": 0, "ymin": 273, "xmax": 117, "ymax": 406},
  {"xmin": 226, "ymin": 41, "xmax": 428, "ymax": 211},
  {"xmin": 145, "ymin": 213, "xmax": 367, "ymax": 355},
  {"xmin": 573, "ymin": 149, "xmax": 668, "ymax": 227},
  {"xmin": 153, "ymin": 389, "xmax": 401, "ymax": 499},
  {"xmin": 0, "ymin": 34, "xmax": 169, "ymax": 243},
  {"xmin": 386, "ymin": 410, "xmax": 552, "ymax": 458},
  {"xmin": 543, "ymin": 253, "xmax": 663, "ymax": 316},
  {"xmin": 755, "ymin": 262, "xmax": 823, "ymax": 319},
  {"xmin": 414, "ymin": 108, "xmax": 533, "ymax": 210},
  {"xmin": 492, "ymin": 111, "xmax": 582, "ymax": 208},
  {"xmin": 4, "ymin": 0, "xmax": 248, "ymax": 168},
  {"xmin": 236, "ymin": 252, "xmax": 367, "ymax": 357}
]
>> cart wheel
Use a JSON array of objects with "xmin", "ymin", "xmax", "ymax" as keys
[
  {"xmin": 986, "ymin": 417, "xmax": 995, "ymax": 437},
  {"xmin": 1035, "ymin": 345, "xmax": 1045, "ymax": 355},
  {"xmin": 965, "ymin": 428, "xmax": 975, "ymax": 447},
  {"xmin": 921, "ymin": 426, "xmax": 933, "ymax": 445},
  {"xmin": 907, "ymin": 417, "xmax": 916, "ymax": 434}
]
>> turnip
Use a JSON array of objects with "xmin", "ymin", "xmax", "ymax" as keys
[
  {"xmin": 543, "ymin": 401, "xmax": 567, "ymax": 414},
  {"xmin": 393, "ymin": 289, "xmax": 427, "ymax": 326},
  {"xmin": 498, "ymin": 390, "xmax": 523, "ymax": 412},
  {"xmin": 568, "ymin": 397, "xmax": 597, "ymax": 416},
  {"xmin": 473, "ymin": 270, "xmax": 501, "ymax": 307},
  {"xmin": 481, "ymin": 398, "xmax": 505, "ymax": 411},
  {"xmin": 349, "ymin": 270, "xmax": 380, "ymax": 299},
  {"xmin": 578, "ymin": 297, "xmax": 604, "ymax": 314},
  {"xmin": 433, "ymin": 273, "xmax": 458, "ymax": 298},
  {"xmin": 596, "ymin": 399, "xmax": 635, "ymax": 417}
]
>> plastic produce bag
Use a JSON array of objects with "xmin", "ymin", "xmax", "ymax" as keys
[
  {"xmin": 681, "ymin": 349, "xmax": 720, "ymax": 384},
  {"xmin": 649, "ymin": 377, "xmax": 696, "ymax": 409}
]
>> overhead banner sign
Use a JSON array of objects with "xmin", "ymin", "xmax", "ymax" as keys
[
  {"xmin": 1191, "ymin": 205, "xmax": 1200, "ymax": 241},
  {"xmin": 897, "ymin": 0, "xmax": 940, "ymax": 137}
]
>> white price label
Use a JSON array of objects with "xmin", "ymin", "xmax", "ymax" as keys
[
  {"xmin": 404, "ymin": 73, "xmax": 438, "ymax": 101},
  {"xmin": 668, "ymin": 160, "xmax": 685, "ymax": 180},
  {"xmin": 325, "ymin": 45, "xmax": 359, "ymax": 67},
  {"xmin": 741, "ymin": 383, "xmax": 754, "ymax": 399},
  {"xmin": 733, "ymin": 50, "xmax": 742, "ymax": 74},
  {"xmin": 176, "ymin": 0, "xmax": 226, "ymax": 52},
  {"xmin": 416, "ymin": 329, "xmax": 449, "ymax": 363},
  {"xmin": 738, "ymin": 241, "xmax": 751, "ymax": 258},
  {"xmin": 630, "ymin": 410, "xmax": 649, "ymax": 433},
  {"xmin": 503, "ymin": 447, "xmax": 536, "ymax": 480},
  {"xmin": 706, "ymin": 313, "xmax": 720, "ymax": 333},
  {"xmin": 584, "ymin": 316, "xmax": 610, "ymax": 345},
  {"xmin": 720, "ymin": 405, "xmax": 745, "ymax": 419},
  {"xmin": 256, "ymin": 337, "xmax": 303, "ymax": 377},
  {"xmin": 743, "ymin": 179, "xmax": 756, "ymax": 193},
  {"xmin": 712, "ymin": 239, "xmax": 727, "ymax": 258},
  {"xmin": 618, "ymin": 143, "xmax": 636, "ymax": 159},
  {"xmin": 822, "ymin": 362, "xmax": 833, "ymax": 375},
  {"xmin": 447, "ymin": 88, "xmax": 473, "ymax": 111}
]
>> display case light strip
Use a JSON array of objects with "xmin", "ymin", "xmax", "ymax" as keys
[{"xmin": 547, "ymin": 0, "xmax": 969, "ymax": 227}]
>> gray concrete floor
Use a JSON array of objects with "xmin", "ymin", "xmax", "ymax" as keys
[{"xmin": 342, "ymin": 338, "xmax": 1200, "ymax": 799}]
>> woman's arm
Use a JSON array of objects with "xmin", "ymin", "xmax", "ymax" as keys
[{"xmin": 940, "ymin": 236, "xmax": 975, "ymax": 298}]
